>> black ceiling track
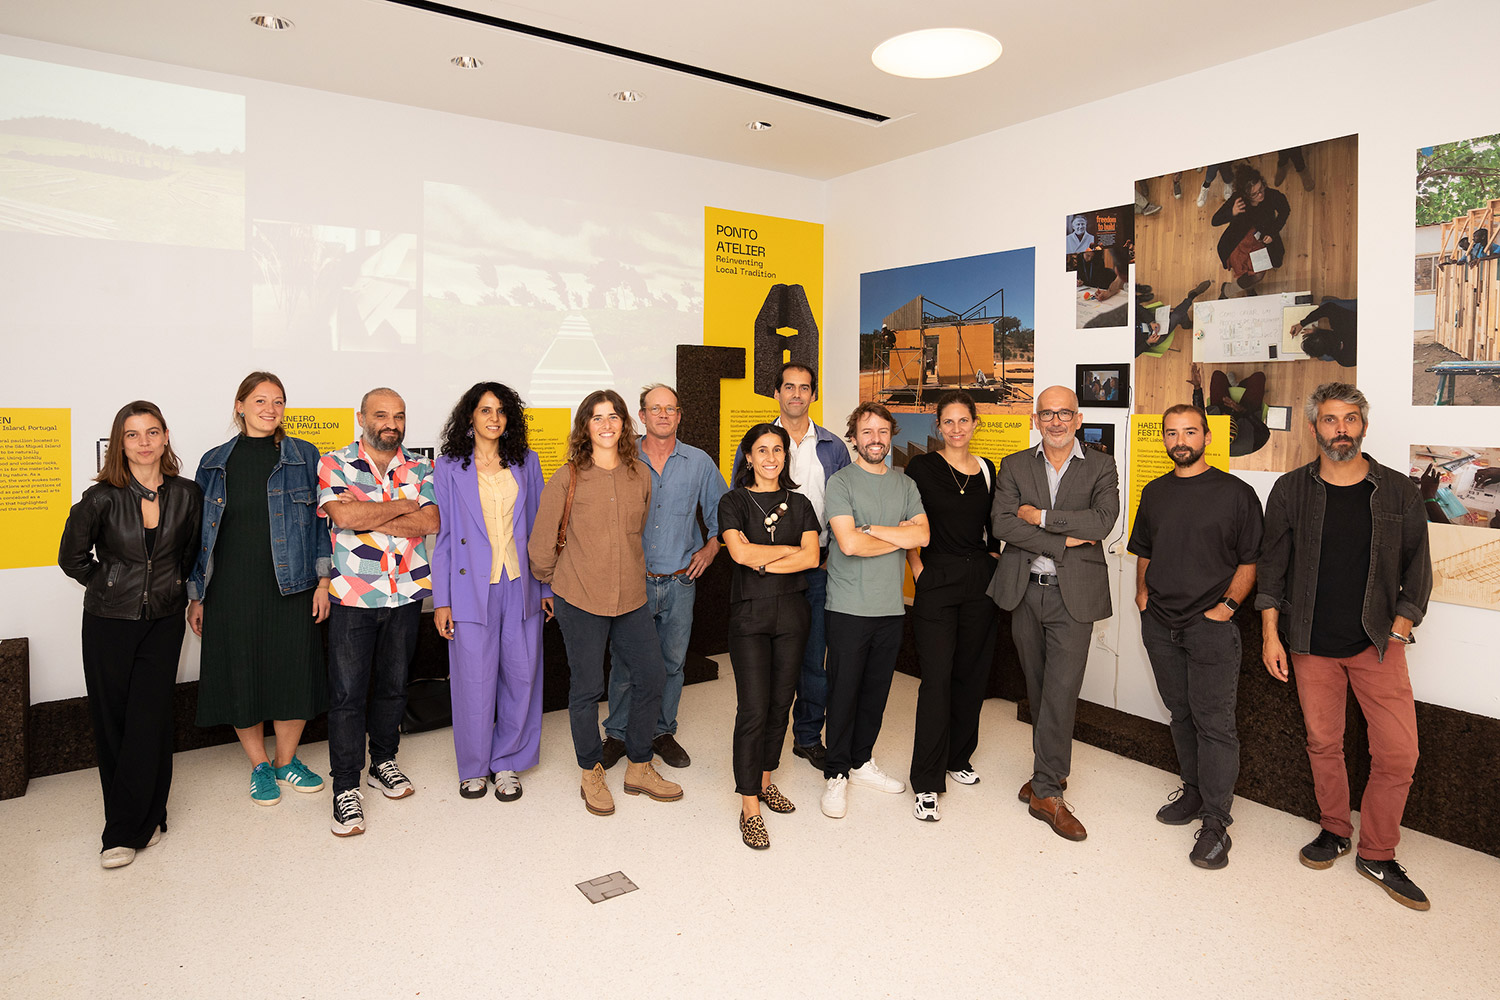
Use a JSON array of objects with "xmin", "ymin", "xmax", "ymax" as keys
[{"xmin": 378, "ymin": 0, "xmax": 890, "ymax": 123}]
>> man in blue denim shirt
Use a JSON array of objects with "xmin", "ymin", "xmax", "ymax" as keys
[{"xmin": 600, "ymin": 384, "xmax": 727, "ymax": 771}]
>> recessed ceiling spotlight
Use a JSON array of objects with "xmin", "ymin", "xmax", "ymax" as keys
[
  {"xmin": 451, "ymin": 55, "xmax": 484, "ymax": 68},
  {"xmin": 613, "ymin": 90, "xmax": 644, "ymax": 103},
  {"xmin": 872, "ymin": 28, "xmax": 1001, "ymax": 79},
  {"xmin": 249, "ymin": 13, "xmax": 294, "ymax": 31},
  {"xmin": 746, "ymin": 121, "xmax": 774, "ymax": 131}
]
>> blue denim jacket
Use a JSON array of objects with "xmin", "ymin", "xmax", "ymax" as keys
[{"xmin": 187, "ymin": 435, "xmax": 333, "ymax": 600}]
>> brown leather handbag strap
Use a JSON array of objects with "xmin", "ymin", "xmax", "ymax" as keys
[{"xmin": 554, "ymin": 462, "xmax": 578, "ymax": 553}]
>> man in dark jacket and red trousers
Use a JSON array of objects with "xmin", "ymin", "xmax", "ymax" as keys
[{"xmin": 1258, "ymin": 382, "xmax": 1433, "ymax": 910}]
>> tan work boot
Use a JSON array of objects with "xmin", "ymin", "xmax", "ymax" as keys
[
  {"xmin": 580, "ymin": 763, "xmax": 615, "ymax": 816},
  {"xmin": 623, "ymin": 760, "xmax": 683, "ymax": 802}
]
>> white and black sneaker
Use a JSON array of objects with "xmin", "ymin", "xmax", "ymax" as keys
[
  {"xmin": 946, "ymin": 769, "xmax": 980, "ymax": 786},
  {"xmin": 1355, "ymin": 856, "xmax": 1431, "ymax": 911},
  {"xmin": 331, "ymin": 788, "xmax": 365, "ymax": 837},
  {"xmin": 913, "ymin": 792, "xmax": 940, "ymax": 822},
  {"xmin": 367, "ymin": 759, "xmax": 414, "ymax": 799}
]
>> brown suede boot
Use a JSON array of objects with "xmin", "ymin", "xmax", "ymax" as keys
[
  {"xmin": 580, "ymin": 764, "xmax": 615, "ymax": 816},
  {"xmin": 623, "ymin": 760, "xmax": 683, "ymax": 802}
]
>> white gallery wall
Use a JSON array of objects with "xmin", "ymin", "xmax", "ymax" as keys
[
  {"xmin": 0, "ymin": 32, "xmax": 824, "ymax": 703},
  {"xmin": 823, "ymin": 0, "xmax": 1500, "ymax": 722}
]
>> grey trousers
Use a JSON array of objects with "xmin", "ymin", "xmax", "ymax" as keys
[{"xmin": 1009, "ymin": 582, "xmax": 1091, "ymax": 799}]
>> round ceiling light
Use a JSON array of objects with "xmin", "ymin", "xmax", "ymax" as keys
[
  {"xmin": 613, "ymin": 90, "xmax": 644, "ymax": 103},
  {"xmin": 451, "ymin": 55, "xmax": 484, "ymax": 69},
  {"xmin": 871, "ymin": 28, "xmax": 1001, "ymax": 79},
  {"xmin": 249, "ymin": 13, "xmax": 294, "ymax": 31}
]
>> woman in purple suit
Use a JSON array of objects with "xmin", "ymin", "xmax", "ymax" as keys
[{"xmin": 432, "ymin": 382, "xmax": 551, "ymax": 802}]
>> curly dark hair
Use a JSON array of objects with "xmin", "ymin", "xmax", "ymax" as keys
[
  {"xmin": 568, "ymin": 389, "xmax": 639, "ymax": 473},
  {"xmin": 733, "ymin": 423, "xmax": 800, "ymax": 490},
  {"xmin": 843, "ymin": 401, "xmax": 900, "ymax": 441},
  {"xmin": 439, "ymin": 382, "xmax": 529, "ymax": 470}
]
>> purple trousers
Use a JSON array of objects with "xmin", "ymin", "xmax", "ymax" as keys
[{"xmin": 449, "ymin": 573, "xmax": 543, "ymax": 781}]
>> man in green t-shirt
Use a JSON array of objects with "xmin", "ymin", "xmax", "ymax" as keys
[{"xmin": 820, "ymin": 402, "xmax": 928, "ymax": 819}]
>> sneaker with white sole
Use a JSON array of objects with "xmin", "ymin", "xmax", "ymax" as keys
[
  {"xmin": 821, "ymin": 775, "xmax": 848, "ymax": 818},
  {"xmin": 367, "ymin": 759, "xmax": 414, "ymax": 799},
  {"xmin": 849, "ymin": 760, "xmax": 905, "ymax": 794},
  {"xmin": 275, "ymin": 756, "xmax": 325, "ymax": 793},
  {"xmin": 914, "ymin": 791, "xmax": 940, "ymax": 822},
  {"xmin": 1197, "ymin": 185, "xmax": 1211, "ymax": 208},
  {"xmin": 250, "ymin": 762, "xmax": 281, "ymax": 806},
  {"xmin": 331, "ymin": 788, "xmax": 366, "ymax": 837},
  {"xmin": 947, "ymin": 769, "xmax": 980, "ymax": 786}
]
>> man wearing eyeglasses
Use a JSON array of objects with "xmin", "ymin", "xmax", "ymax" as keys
[
  {"xmin": 987, "ymin": 385, "xmax": 1120, "ymax": 841},
  {"xmin": 599, "ymin": 383, "xmax": 727, "ymax": 771}
]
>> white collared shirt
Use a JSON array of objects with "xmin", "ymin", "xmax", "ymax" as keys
[{"xmin": 780, "ymin": 418, "xmax": 828, "ymax": 546}]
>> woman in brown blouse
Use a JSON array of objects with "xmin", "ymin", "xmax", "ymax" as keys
[{"xmin": 528, "ymin": 389, "xmax": 684, "ymax": 816}]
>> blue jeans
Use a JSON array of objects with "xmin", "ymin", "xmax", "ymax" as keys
[
  {"xmin": 553, "ymin": 595, "xmax": 665, "ymax": 767},
  {"xmin": 604, "ymin": 574, "xmax": 695, "ymax": 739},
  {"xmin": 790, "ymin": 566, "xmax": 828, "ymax": 747},
  {"xmin": 327, "ymin": 602, "xmax": 420, "ymax": 794}
]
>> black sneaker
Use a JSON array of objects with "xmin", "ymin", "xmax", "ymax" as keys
[
  {"xmin": 330, "ymin": 788, "xmax": 365, "ymax": 837},
  {"xmin": 792, "ymin": 742, "xmax": 826, "ymax": 771},
  {"xmin": 1355, "ymin": 856, "xmax": 1431, "ymax": 911},
  {"xmin": 1299, "ymin": 828, "xmax": 1352, "ymax": 870},
  {"xmin": 366, "ymin": 759, "xmax": 414, "ymax": 799},
  {"xmin": 1189, "ymin": 819, "xmax": 1231, "ymax": 870},
  {"xmin": 1156, "ymin": 785, "xmax": 1203, "ymax": 826},
  {"xmin": 600, "ymin": 736, "xmax": 627, "ymax": 770}
]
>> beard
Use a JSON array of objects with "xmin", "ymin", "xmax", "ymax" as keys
[
  {"xmin": 856, "ymin": 442, "xmax": 888, "ymax": 465},
  {"xmin": 1316, "ymin": 429, "xmax": 1362, "ymax": 463},
  {"xmin": 1169, "ymin": 443, "xmax": 1204, "ymax": 468},
  {"xmin": 364, "ymin": 426, "xmax": 405, "ymax": 451}
]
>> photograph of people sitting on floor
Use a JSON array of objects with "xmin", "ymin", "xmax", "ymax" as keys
[
  {"xmin": 1414, "ymin": 133, "xmax": 1500, "ymax": 406},
  {"xmin": 1132, "ymin": 134, "xmax": 1358, "ymax": 473},
  {"xmin": 1067, "ymin": 204, "xmax": 1133, "ymax": 329}
]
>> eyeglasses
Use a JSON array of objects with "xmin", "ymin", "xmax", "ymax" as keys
[
  {"xmin": 1037, "ymin": 409, "xmax": 1077, "ymax": 422},
  {"xmin": 646, "ymin": 405, "xmax": 680, "ymax": 416}
]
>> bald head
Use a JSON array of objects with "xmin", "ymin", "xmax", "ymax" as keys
[{"xmin": 1033, "ymin": 385, "xmax": 1082, "ymax": 455}]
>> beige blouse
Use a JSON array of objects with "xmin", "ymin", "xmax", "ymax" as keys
[
  {"xmin": 526, "ymin": 460, "xmax": 650, "ymax": 616},
  {"xmin": 477, "ymin": 467, "xmax": 521, "ymax": 583}
]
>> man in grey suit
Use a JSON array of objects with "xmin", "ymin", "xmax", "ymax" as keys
[{"xmin": 988, "ymin": 385, "xmax": 1120, "ymax": 841}]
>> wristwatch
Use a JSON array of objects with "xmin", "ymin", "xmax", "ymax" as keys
[
  {"xmin": 1219, "ymin": 596, "xmax": 1240, "ymax": 612},
  {"xmin": 859, "ymin": 524, "xmax": 873, "ymax": 534}
]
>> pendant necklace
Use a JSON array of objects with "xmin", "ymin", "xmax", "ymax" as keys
[
  {"xmin": 747, "ymin": 489, "xmax": 789, "ymax": 542},
  {"xmin": 946, "ymin": 455, "xmax": 973, "ymax": 495}
]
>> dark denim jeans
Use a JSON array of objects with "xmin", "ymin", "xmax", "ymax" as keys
[
  {"xmin": 553, "ymin": 595, "xmax": 665, "ymax": 768},
  {"xmin": 604, "ymin": 574, "xmax": 695, "ymax": 739},
  {"xmin": 1140, "ymin": 612, "xmax": 1241, "ymax": 825},
  {"xmin": 327, "ymin": 601, "xmax": 420, "ymax": 794},
  {"xmin": 790, "ymin": 565, "xmax": 828, "ymax": 747}
]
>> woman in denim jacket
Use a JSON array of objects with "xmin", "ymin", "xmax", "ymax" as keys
[{"xmin": 188, "ymin": 372, "xmax": 333, "ymax": 806}]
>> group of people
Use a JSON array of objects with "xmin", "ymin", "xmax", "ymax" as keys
[{"xmin": 60, "ymin": 369, "xmax": 1435, "ymax": 911}]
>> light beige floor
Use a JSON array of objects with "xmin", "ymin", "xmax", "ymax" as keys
[{"xmin": 3, "ymin": 660, "xmax": 1497, "ymax": 999}]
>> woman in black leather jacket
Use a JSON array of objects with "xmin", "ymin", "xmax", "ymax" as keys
[{"xmin": 58, "ymin": 401, "xmax": 201, "ymax": 870}]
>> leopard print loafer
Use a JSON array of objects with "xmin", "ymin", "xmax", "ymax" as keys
[
  {"xmin": 757, "ymin": 784, "xmax": 796, "ymax": 813},
  {"xmin": 740, "ymin": 812, "xmax": 770, "ymax": 850}
]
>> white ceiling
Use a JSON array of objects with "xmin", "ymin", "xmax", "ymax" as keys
[{"xmin": 0, "ymin": 0, "xmax": 1429, "ymax": 180}]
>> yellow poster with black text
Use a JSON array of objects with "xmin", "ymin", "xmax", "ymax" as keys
[
  {"xmin": 0, "ymin": 408, "xmax": 70, "ymax": 569},
  {"xmin": 704, "ymin": 208, "xmax": 823, "ymax": 483}
]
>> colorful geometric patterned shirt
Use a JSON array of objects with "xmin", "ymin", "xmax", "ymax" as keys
[{"xmin": 317, "ymin": 440, "xmax": 437, "ymax": 608}]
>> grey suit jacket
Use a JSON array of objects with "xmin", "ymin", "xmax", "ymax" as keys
[{"xmin": 986, "ymin": 443, "xmax": 1120, "ymax": 623}]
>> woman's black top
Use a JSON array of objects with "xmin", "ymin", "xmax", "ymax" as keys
[
  {"xmin": 903, "ymin": 451, "xmax": 997, "ymax": 560},
  {"xmin": 717, "ymin": 488, "xmax": 819, "ymax": 603},
  {"xmin": 1212, "ymin": 187, "xmax": 1291, "ymax": 269}
]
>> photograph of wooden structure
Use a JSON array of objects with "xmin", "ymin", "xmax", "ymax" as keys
[
  {"xmin": 865, "ymin": 291, "xmax": 1032, "ymax": 411},
  {"xmin": 1422, "ymin": 201, "xmax": 1500, "ymax": 404}
]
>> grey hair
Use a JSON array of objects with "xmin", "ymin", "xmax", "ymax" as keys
[
  {"xmin": 639, "ymin": 382, "xmax": 679, "ymax": 412},
  {"xmin": 1304, "ymin": 382, "xmax": 1369, "ymax": 424}
]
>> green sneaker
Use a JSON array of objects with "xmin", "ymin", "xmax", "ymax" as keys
[
  {"xmin": 275, "ymin": 756, "xmax": 325, "ymax": 794},
  {"xmin": 250, "ymin": 762, "xmax": 281, "ymax": 806}
]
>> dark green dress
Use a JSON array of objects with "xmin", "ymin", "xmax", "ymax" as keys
[{"xmin": 196, "ymin": 435, "xmax": 327, "ymax": 728}]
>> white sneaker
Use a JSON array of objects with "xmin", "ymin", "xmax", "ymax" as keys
[
  {"xmin": 1223, "ymin": 181, "xmax": 1234, "ymax": 201},
  {"xmin": 849, "ymin": 760, "xmax": 905, "ymax": 794},
  {"xmin": 914, "ymin": 792, "xmax": 940, "ymax": 822},
  {"xmin": 947, "ymin": 769, "xmax": 981, "ymax": 785},
  {"xmin": 1196, "ymin": 185, "xmax": 1210, "ymax": 208},
  {"xmin": 821, "ymin": 775, "xmax": 848, "ymax": 818}
]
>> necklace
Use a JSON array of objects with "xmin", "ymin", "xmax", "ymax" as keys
[
  {"xmin": 746, "ymin": 489, "xmax": 789, "ymax": 542},
  {"xmin": 945, "ymin": 454, "xmax": 973, "ymax": 495}
]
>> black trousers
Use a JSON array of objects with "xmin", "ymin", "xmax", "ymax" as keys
[
  {"xmin": 823, "ymin": 611, "xmax": 904, "ymax": 778},
  {"xmin": 81, "ymin": 611, "xmax": 186, "ymax": 852},
  {"xmin": 728, "ymin": 593, "xmax": 810, "ymax": 795},
  {"xmin": 909, "ymin": 554, "xmax": 998, "ymax": 793}
]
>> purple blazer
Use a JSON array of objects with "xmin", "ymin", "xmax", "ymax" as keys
[{"xmin": 431, "ymin": 450, "xmax": 551, "ymax": 624}]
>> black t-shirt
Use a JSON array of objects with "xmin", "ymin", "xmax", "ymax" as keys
[
  {"xmin": 903, "ymin": 451, "xmax": 996, "ymax": 560},
  {"xmin": 717, "ymin": 488, "xmax": 819, "ymax": 603},
  {"xmin": 1128, "ymin": 466, "xmax": 1263, "ymax": 628},
  {"xmin": 1310, "ymin": 479, "xmax": 1375, "ymax": 657}
]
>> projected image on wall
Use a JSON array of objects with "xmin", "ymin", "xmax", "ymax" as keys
[
  {"xmin": 0, "ymin": 54, "xmax": 244, "ymax": 248},
  {"xmin": 422, "ymin": 182, "xmax": 701, "ymax": 412},
  {"xmin": 251, "ymin": 221, "xmax": 418, "ymax": 351}
]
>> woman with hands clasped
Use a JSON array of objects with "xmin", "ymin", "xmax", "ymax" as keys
[{"xmin": 718, "ymin": 423, "xmax": 821, "ymax": 849}]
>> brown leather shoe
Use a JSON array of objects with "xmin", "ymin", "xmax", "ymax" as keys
[
  {"xmin": 1028, "ymin": 793, "xmax": 1087, "ymax": 841},
  {"xmin": 580, "ymin": 764, "xmax": 614, "ymax": 816},
  {"xmin": 623, "ymin": 760, "xmax": 683, "ymax": 802},
  {"xmin": 600, "ymin": 736, "xmax": 627, "ymax": 770},
  {"xmin": 1016, "ymin": 778, "xmax": 1067, "ymax": 803},
  {"xmin": 652, "ymin": 733, "xmax": 691, "ymax": 768}
]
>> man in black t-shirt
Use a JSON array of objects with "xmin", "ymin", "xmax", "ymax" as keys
[
  {"xmin": 1257, "ymin": 382, "xmax": 1432, "ymax": 911},
  {"xmin": 1128, "ymin": 405, "xmax": 1262, "ymax": 871}
]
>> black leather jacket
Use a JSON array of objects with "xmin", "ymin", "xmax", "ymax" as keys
[{"xmin": 58, "ymin": 475, "xmax": 203, "ymax": 620}]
